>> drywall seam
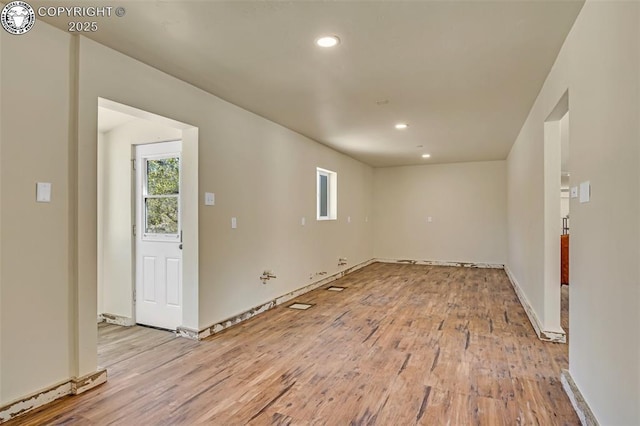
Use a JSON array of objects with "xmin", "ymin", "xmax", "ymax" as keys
[
  {"xmin": 561, "ymin": 369, "xmax": 599, "ymax": 426},
  {"xmin": 177, "ymin": 259, "xmax": 376, "ymax": 340},
  {"xmin": 98, "ymin": 313, "xmax": 135, "ymax": 327},
  {"xmin": 375, "ymin": 258, "xmax": 504, "ymax": 269},
  {"xmin": 504, "ymin": 266, "xmax": 566, "ymax": 343},
  {"xmin": 0, "ymin": 368, "xmax": 106, "ymax": 423}
]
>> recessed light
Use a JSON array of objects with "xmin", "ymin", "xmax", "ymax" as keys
[
  {"xmin": 422, "ymin": 154, "xmax": 431, "ymax": 158},
  {"xmin": 316, "ymin": 35, "xmax": 340, "ymax": 48},
  {"xmin": 395, "ymin": 123, "xmax": 408, "ymax": 129}
]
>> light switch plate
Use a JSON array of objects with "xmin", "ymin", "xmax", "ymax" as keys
[
  {"xmin": 36, "ymin": 182, "xmax": 52, "ymax": 203},
  {"xmin": 570, "ymin": 186, "xmax": 578, "ymax": 198},
  {"xmin": 579, "ymin": 181, "xmax": 591, "ymax": 203},
  {"xmin": 204, "ymin": 192, "xmax": 215, "ymax": 206},
  {"xmin": 231, "ymin": 217, "xmax": 237, "ymax": 229}
]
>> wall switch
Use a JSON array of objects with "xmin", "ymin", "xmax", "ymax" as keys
[
  {"xmin": 579, "ymin": 181, "xmax": 591, "ymax": 203},
  {"xmin": 204, "ymin": 192, "xmax": 215, "ymax": 206},
  {"xmin": 570, "ymin": 186, "xmax": 578, "ymax": 198},
  {"xmin": 231, "ymin": 217, "xmax": 237, "ymax": 229},
  {"xmin": 301, "ymin": 217, "xmax": 306, "ymax": 226},
  {"xmin": 36, "ymin": 182, "xmax": 52, "ymax": 203},
  {"xmin": 427, "ymin": 216, "xmax": 433, "ymax": 223}
]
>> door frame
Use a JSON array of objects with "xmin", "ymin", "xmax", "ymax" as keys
[
  {"xmin": 542, "ymin": 90, "xmax": 569, "ymax": 341},
  {"xmin": 96, "ymin": 98, "xmax": 199, "ymax": 335}
]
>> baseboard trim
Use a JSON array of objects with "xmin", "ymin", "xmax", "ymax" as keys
[
  {"xmin": 0, "ymin": 369, "xmax": 107, "ymax": 423},
  {"xmin": 99, "ymin": 313, "xmax": 135, "ymax": 327},
  {"xmin": 561, "ymin": 370, "xmax": 599, "ymax": 425},
  {"xmin": 375, "ymin": 258, "xmax": 504, "ymax": 269},
  {"xmin": 71, "ymin": 368, "xmax": 107, "ymax": 395},
  {"xmin": 179, "ymin": 259, "xmax": 376, "ymax": 341},
  {"xmin": 504, "ymin": 266, "xmax": 566, "ymax": 343}
]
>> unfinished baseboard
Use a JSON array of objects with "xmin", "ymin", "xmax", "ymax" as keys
[
  {"xmin": 561, "ymin": 370, "xmax": 599, "ymax": 426},
  {"xmin": 178, "ymin": 259, "xmax": 376, "ymax": 341},
  {"xmin": 71, "ymin": 369, "xmax": 107, "ymax": 395},
  {"xmin": 376, "ymin": 258, "xmax": 504, "ymax": 269},
  {"xmin": 99, "ymin": 312, "xmax": 135, "ymax": 327},
  {"xmin": 504, "ymin": 266, "xmax": 566, "ymax": 343},
  {"xmin": 0, "ymin": 368, "xmax": 107, "ymax": 423}
]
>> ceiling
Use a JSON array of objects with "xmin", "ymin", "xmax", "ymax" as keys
[{"xmin": 36, "ymin": 1, "xmax": 584, "ymax": 167}]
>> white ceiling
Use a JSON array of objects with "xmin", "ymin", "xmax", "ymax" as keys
[{"xmin": 37, "ymin": 1, "xmax": 584, "ymax": 167}]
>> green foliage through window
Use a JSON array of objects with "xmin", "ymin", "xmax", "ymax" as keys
[
  {"xmin": 145, "ymin": 156, "xmax": 180, "ymax": 235},
  {"xmin": 147, "ymin": 158, "xmax": 179, "ymax": 195}
]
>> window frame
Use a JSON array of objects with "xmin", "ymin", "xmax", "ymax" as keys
[
  {"xmin": 142, "ymin": 153, "xmax": 182, "ymax": 242},
  {"xmin": 317, "ymin": 167, "xmax": 337, "ymax": 221}
]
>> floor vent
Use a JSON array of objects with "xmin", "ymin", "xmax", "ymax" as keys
[
  {"xmin": 288, "ymin": 303, "xmax": 313, "ymax": 310},
  {"xmin": 327, "ymin": 286, "xmax": 346, "ymax": 292}
]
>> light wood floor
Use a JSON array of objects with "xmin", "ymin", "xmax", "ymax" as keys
[{"xmin": 7, "ymin": 263, "xmax": 577, "ymax": 425}]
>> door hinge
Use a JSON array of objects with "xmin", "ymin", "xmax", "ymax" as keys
[
  {"xmin": 132, "ymin": 159, "xmax": 136, "ymax": 170},
  {"xmin": 133, "ymin": 224, "xmax": 136, "ymax": 237}
]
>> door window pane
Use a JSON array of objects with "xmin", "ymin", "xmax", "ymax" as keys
[
  {"xmin": 145, "ymin": 197, "xmax": 178, "ymax": 234},
  {"xmin": 147, "ymin": 158, "xmax": 179, "ymax": 195}
]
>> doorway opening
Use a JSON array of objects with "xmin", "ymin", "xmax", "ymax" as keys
[
  {"xmin": 97, "ymin": 98, "xmax": 199, "ymax": 332},
  {"xmin": 542, "ymin": 90, "xmax": 569, "ymax": 343}
]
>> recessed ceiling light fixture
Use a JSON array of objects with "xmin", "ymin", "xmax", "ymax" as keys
[
  {"xmin": 316, "ymin": 35, "xmax": 340, "ymax": 48},
  {"xmin": 422, "ymin": 154, "xmax": 431, "ymax": 158},
  {"xmin": 395, "ymin": 123, "xmax": 408, "ymax": 129}
]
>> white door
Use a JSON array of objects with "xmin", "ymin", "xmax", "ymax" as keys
[{"xmin": 135, "ymin": 141, "xmax": 183, "ymax": 330}]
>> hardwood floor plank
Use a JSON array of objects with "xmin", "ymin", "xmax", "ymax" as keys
[{"xmin": 4, "ymin": 263, "xmax": 577, "ymax": 425}]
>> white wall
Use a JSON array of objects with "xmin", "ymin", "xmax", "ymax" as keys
[
  {"xmin": 0, "ymin": 23, "xmax": 73, "ymax": 403},
  {"xmin": 0, "ymin": 20, "xmax": 4, "ymax": 404},
  {"xmin": 373, "ymin": 161, "xmax": 507, "ymax": 265},
  {"xmin": 0, "ymin": 23, "xmax": 4, "ymax": 404},
  {"xmin": 0, "ymin": 18, "xmax": 374, "ymax": 405},
  {"xmin": 507, "ymin": 1, "xmax": 639, "ymax": 423},
  {"xmin": 76, "ymin": 38, "xmax": 374, "ymax": 335},
  {"xmin": 98, "ymin": 118, "xmax": 182, "ymax": 321},
  {"xmin": 97, "ymin": 131, "xmax": 104, "ymax": 317}
]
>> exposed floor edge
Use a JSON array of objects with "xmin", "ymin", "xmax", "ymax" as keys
[
  {"xmin": 375, "ymin": 258, "xmax": 504, "ymax": 269},
  {"xmin": 561, "ymin": 369, "xmax": 599, "ymax": 426},
  {"xmin": 0, "ymin": 368, "xmax": 107, "ymax": 424},
  {"xmin": 98, "ymin": 312, "xmax": 135, "ymax": 327},
  {"xmin": 504, "ymin": 266, "xmax": 567, "ymax": 343},
  {"xmin": 182, "ymin": 259, "xmax": 376, "ymax": 341},
  {"xmin": 71, "ymin": 368, "xmax": 107, "ymax": 395}
]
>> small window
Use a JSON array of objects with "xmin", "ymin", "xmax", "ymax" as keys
[
  {"xmin": 317, "ymin": 167, "xmax": 337, "ymax": 220},
  {"xmin": 144, "ymin": 156, "xmax": 180, "ymax": 239}
]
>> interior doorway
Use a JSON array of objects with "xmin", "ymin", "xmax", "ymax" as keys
[
  {"xmin": 542, "ymin": 91, "xmax": 569, "ymax": 342},
  {"xmin": 97, "ymin": 98, "xmax": 199, "ymax": 332}
]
